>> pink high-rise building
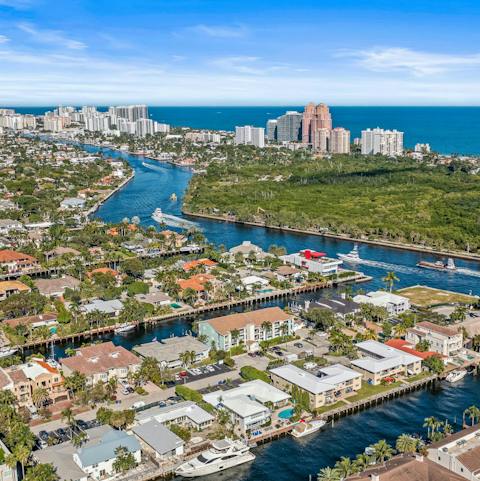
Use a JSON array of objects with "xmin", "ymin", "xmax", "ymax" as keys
[{"xmin": 302, "ymin": 103, "xmax": 332, "ymax": 145}]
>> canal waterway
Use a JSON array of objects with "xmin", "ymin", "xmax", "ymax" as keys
[{"xmin": 75, "ymin": 144, "xmax": 480, "ymax": 480}]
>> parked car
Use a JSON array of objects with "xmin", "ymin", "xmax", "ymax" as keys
[
  {"xmin": 294, "ymin": 342, "xmax": 303, "ymax": 348},
  {"xmin": 132, "ymin": 401, "xmax": 146, "ymax": 410},
  {"xmin": 38, "ymin": 430, "xmax": 49, "ymax": 441}
]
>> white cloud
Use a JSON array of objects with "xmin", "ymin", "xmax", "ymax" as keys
[
  {"xmin": 0, "ymin": 35, "xmax": 9, "ymax": 43},
  {"xmin": 17, "ymin": 22, "xmax": 86, "ymax": 50},
  {"xmin": 211, "ymin": 56, "xmax": 289, "ymax": 75},
  {"xmin": 190, "ymin": 24, "xmax": 248, "ymax": 38},
  {"xmin": 338, "ymin": 47, "xmax": 480, "ymax": 76},
  {"xmin": 0, "ymin": 0, "xmax": 32, "ymax": 8}
]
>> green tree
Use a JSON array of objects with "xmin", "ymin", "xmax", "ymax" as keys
[
  {"xmin": 112, "ymin": 446, "xmax": 137, "ymax": 473},
  {"xmin": 317, "ymin": 466, "xmax": 340, "ymax": 481},
  {"xmin": 396, "ymin": 434, "xmax": 417, "ymax": 454},
  {"xmin": 382, "ymin": 271, "xmax": 399, "ymax": 292},
  {"xmin": 24, "ymin": 463, "xmax": 59, "ymax": 481}
]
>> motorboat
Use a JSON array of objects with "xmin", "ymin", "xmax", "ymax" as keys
[
  {"xmin": 0, "ymin": 347, "xmax": 18, "ymax": 358},
  {"xmin": 417, "ymin": 258, "xmax": 456, "ymax": 271},
  {"xmin": 170, "ymin": 193, "xmax": 178, "ymax": 201},
  {"xmin": 151, "ymin": 208, "xmax": 198, "ymax": 229},
  {"xmin": 337, "ymin": 244, "xmax": 361, "ymax": 262},
  {"xmin": 175, "ymin": 439, "xmax": 255, "ymax": 477},
  {"xmin": 114, "ymin": 323, "xmax": 136, "ymax": 334},
  {"xmin": 291, "ymin": 419, "xmax": 326, "ymax": 438},
  {"xmin": 445, "ymin": 369, "xmax": 467, "ymax": 383}
]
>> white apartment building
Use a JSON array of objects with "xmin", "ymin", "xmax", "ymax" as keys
[
  {"xmin": 330, "ymin": 127, "xmax": 351, "ymax": 154},
  {"xmin": 361, "ymin": 128, "xmax": 404, "ymax": 156},
  {"xmin": 351, "ymin": 340, "xmax": 422, "ymax": 385},
  {"xmin": 280, "ymin": 249, "xmax": 343, "ymax": 275},
  {"xmin": 235, "ymin": 125, "xmax": 265, "ymax": 148},
  {"xmin": 353, "ymin": 291, "xmax": 410, "ymax": 316},
  {"xmin": 406, "ymin": 321, "xmax": 463, "ymax": 357},
  {"xmin": 185, "ymin": 131, "xmax": 221, "ymax": 143},
  {"xmin": 427, "ymin": 425, "xmax": 480, "ymax": 480}
]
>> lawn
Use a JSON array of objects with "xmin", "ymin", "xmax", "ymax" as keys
[
  {"xmin": 397, "ymin": 285, "xmax": 477, "ymax": 308},
  {"xmin": 346, "ymin": 382, "xmax": 402, "ymax": 402},
  {"xmin": 315, "ymin": 400, "xmax": 346, "ymax": 414},
  {"xmin": 405, "ymin": 371, "xmax": 432, "ymax": 383}
]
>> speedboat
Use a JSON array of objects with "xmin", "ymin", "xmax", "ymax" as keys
[
  {"xmin": 291, "ymin": 419, "xmax": 326, "ymax": 438},
  {"xmin": 175, "ymin": 439, "xmax": 255, "ymax": 478},
  {"xmin": 0, "ymin": 347, "xmax": 18, "ymax": 358},
  {"xmin": 445, "ymin": 369, "xmax": 467, "ymax": 383},
  {"xmin": 151, "ymin": 208, "xmax": 198, "ymax": 230},
  {"xmin": 114, "ymin": 323, "xmax": 136, "ymax": 334},
  {"xmin": 337, "ymin": 244, "xmax": 361, "ymax": 262}
]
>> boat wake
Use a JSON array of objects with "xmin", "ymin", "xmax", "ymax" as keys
[
  {"xmin": 142, "ymin": 161, "xmax": 164, "ymax": 172},
  {"xmin": 341, "ymin": 258, "xmax": 422, "ymax": 275},
  {"xmin": 456, "ymin": 268, "xmax": 480, "ymax": 278}
]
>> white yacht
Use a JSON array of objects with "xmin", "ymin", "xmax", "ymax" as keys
[
  {"xmin": 114, "ymin": 323, "xmax": 136, "ymax": 334},
  {"xmin": 445, "ymin": 369, "xmax": 467, "ymax": 383},
  {"xmin": 175, "ymin": 439, "xmax": 255, "ymax": 478},
  {"xmin": 151, "ymin": 208, "xmax": 198, "ymax": 230},
  {"xmin": 291, "ymin": 419, "xmax": 326, "ymax": 438},
  {"xmin": 337, "ymin": 244, "xmax": 361, "ymax": 263}
]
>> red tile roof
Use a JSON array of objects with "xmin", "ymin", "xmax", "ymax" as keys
[
  {"xmin": 385, "ymin": 339, "xmax": 439, "ymax": 360},
  {"xmin": 0, "ymin": 250, "xmax": 37, "ymax": 263}
]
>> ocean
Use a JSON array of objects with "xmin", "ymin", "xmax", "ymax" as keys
[{"xmin": 10, "ymin": 106, "xmax": 480, "ymax": 154}]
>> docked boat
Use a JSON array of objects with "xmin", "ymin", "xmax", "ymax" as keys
[
  {"xmin": 114, "ymin": 323, "xmax": 136, "ymax": 334},
  {"xmin": 170, "ymin": 192, "xmax": 178, "ymax": 201},
  {"xmin": 417, "ymin": 258, "xmax": 456, "ymax": 271},
  {"xmin": 0, "ymin": 347, "xmax": 18, "ymax": 358},
  {"xmin": 151, "ymin": 208, "xmax": 198, "ymax": 229},
  {"xmin": 337, "ymin": 244, "xmax": 361, "ymax": 262},
  {"xmin": 291, "ymin": 419, "xmax": 326, "ymax": 438},
  {"xmin": 445, "ymin": 369, "xmax": 467, "ymax": 383},
  {"xmin": 175, "ymin": 439, "xmax": 255, "ymax": 478}
]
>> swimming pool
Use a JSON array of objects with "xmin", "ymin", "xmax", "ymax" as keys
[{"xmin": 278, "ymin": 408, "xmax": 295, "ymax": 419}]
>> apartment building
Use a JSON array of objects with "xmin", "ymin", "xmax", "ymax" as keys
[
  {"xmin": 0, "ymin": 281, "xmax": 30, "ymax": 301},
  {"xmin": 270, "ymin": 363, "xmax": 362, "ymax": 410},
  {"xmin": 353, "ymin": 291, "xmax": 411, "ymax": 316},
  {"xmin": 406, "ymin": 321, "xmax": 463, "ymax": 357},
  {"xmin": 361, "ymin": 128, "xmax": 404, "ymax": 156}
]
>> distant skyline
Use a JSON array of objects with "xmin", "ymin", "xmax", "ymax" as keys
[{"xmin": 1, "ymin": 0, "xmax": 480, "ymax": 106}]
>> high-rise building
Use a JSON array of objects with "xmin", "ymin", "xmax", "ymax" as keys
[
  {"xmin": 361, "ymin": 128, "xmax": 404, "ymax": 156},
  {"xmin": 235, "ymin": 126, "xmax": 265, "ymax": 148},
  {"xmin": 330, "ymin": 127, "xmax": 351, "ymax": 154},
  {"xmin": 302, "ymin": 103, "xmax": 332, "ymax": 145},
  {"xmin": 276, "ymin": 111, "xmax": 302, "ymax": 142},
  {"xmin": 313, "ymin": 128, "xmax": 330, "ymax": 153},
  {"xmin": 109, "ymin": 105, "xmax": 148, "ymax": 122},
  {"xmin": 266, "ymin": 119, "xmax": 278, "ymax": 142}
]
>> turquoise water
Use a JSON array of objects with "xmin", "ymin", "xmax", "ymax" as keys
[
  {"xmin": 278, "ymin": 408, "xmax": 295, "ymax": 419},
  {"xmin": 13, "ymin": 106, "xmax": 480, "ymax": 154}
]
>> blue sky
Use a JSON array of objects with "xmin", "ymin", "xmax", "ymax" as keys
[{"xmin": 1, "ymin": 0, "xmax": 480, "ymax": 105}]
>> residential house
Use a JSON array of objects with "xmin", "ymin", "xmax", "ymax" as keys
[
  {"xmin": 60, "ymin": 342, "xmax": 141, "ymax": 386},
  {"xmin": 3, "ymin": 313, "xmax": 58, "ymax": 333},
  {"xmin": 0, "ymin": 281, "xmax": 30, "ymax": 301},
  {"xmin": 302, "ymin": 297, "xmax": 361, "ymax": 321},
  {"xmin": 406, "ymin": 321, "xmax": 463, "ymax": 357},
  {"xmin": 182, "ymin": 258, "xmax": 217, "ymax": 272},
  {"xmin": 34, "ymin": 275, "xmax": 80, "ymax": 297},
  {"xmin": 0, "ymin": 219, "xmax": 23, "ymax": 235},
  {"xmin": 240, "ymin": 275, "xmax": 270, "ymax": 292},
  {"xmin": 44, "ymin": 247, "xmax": 81, "ymax": 262},
  {"xmin": 134, "ymin": 290, "xmax": 172, "ymax": 307},
  {"xmin": 0, "ymin": 250, "xmax": 38, "ymax": 273},
  {"xmin": 385, "ymin": 339, "xmax": 441, "ymax": 361},
  {"xmin": 133, "ymin": 335, "xmax": 210, "ymax": 369},
  {"xmin": 351, "ymin": 340, "xmax": 422, "ymax": 385},
  {"xmin": 270, "ymin": 363, "xmax": 362, "ymax": 411},
  {"xmin": 136, "ymin": 401, "xmax": 214, "ymax": 431},
  {"xmin": 87, "ymin": 267, "xmax": 122, "ymax": 283},
  {"xmin": 353, "ymin": 291, "xmax": 410, "ymax": 316},
  {"xmin": 132, "ymin": 420, "xmax": 184, "ymax": 461},
  {"xmin": 177, "ymin": 273, "xmax": 217, "ymax": 301},
  {"xmin": 280, "ymin": 249, "xmax": 342, "ymax": 275},
  {"xmin": 227, "ymin": 241, "xmax": 273, "ymax": 261},
  {"xmin": 427, "ymin": 424, "xmax": 480, "ymax": 480},
  {"xmin": 80, "ymin": 299, "xmax": 124, "ymax": 316},
  {"xmin": 60, "ymin": 197, "xmax": 86, "ymax": 210},
  {"xmin": 0, "ymin": 439, "xmax": 17, "ymax": 481},
  {"xmin": 203, "ymin": 380, "xmax": 290, "ymax": 432},
  {"xmin": 198, "ymin": 307, "xmax": 298, "ymax": 352}
]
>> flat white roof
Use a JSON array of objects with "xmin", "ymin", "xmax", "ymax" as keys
[
  {"xmin": 270, "ymin": 364, "xmax": 361, "ymax": 395},
  {"xmin": 354, "ymin": 291, "xmax": 409, "ymax": 307},
  {"xmin": 352, "ymin": 340, "xmax": 422, "ymax": 374},
  {"xmin": 137, "ymin": 401, "xmax": 214, "ymax": 426}
]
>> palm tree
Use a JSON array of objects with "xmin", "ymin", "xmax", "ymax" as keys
[
  {"xmin": 317, "ymin": 466, "xmax": 340, "ymax": 481},
  {"xmin": 261, "ymin": 321, "xmax": 271, "ymax": 340},
  {"xmin": 179, "ymin": 351, "xmax": 192, "ymax": 368},
  {"xmin": 382, "ymin": 271, "xmax": 399, "ymax": 292},
  {"xmin": 396, "ymin": 434, "xmax": 417, "ymax": 454},
  {"xmin": 230, "ymin": 329, "xmax": 241, "ymax": 346},
  {"xmin": 72, "ymin": 431, "xmax": 87, "ymax": 448},
  {"xmin": 464, "ymin": 405, "xmax": 480, "ymax": 426},
  {"xmin": 423, "ymin": 416, "xmax": 439, "ymax": 438},
  {"xmin": 32, "ymin": 387, "xmax": 49, "ymax": 408},
  {"xmin": 354, "ymin": 453, "xmax": 372, "ymax": 472},
  {"xmin": 61, "ymin": 407, "xmax": 76, "ymax": 437},
  {"xmin": 335, "ymin": 457, "xmax": 357, "ymax": 479},
  {"xmin": 443, "ymin": 420, "xmax": 453, "ymax": 435},
  {"xmin": 372, "ymin": 439, "xmax": 394, "ymax": 465},
  {"xmin": 13, "ymin": 444, "xmax": 31, "ymax": 479}
]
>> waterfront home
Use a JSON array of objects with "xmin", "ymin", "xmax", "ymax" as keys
[
  {"xmin": 60, "ymin": 197, "xmax": 86, "ymax": 210},
  {"xmin": 44, "ymin": 246, "xmax": 81, "ymax": 261},
  {"xmin": 34, "ymin": 275, "xmax": 80, "ymax": 297},
  {"xmin": 240, "ymin": 274, "xmax": 270, "ymax": 292},
  {"xmin": 132, "ymin": 420, "xmax": 184, "ymax": 461},
  {"xmin": 270, "ymin": 363, "xmax": 362, "ymax": 411},
  {"xmin": 182, "ymin": 258, "xmax": 217, "ymax": 272},
  {"xmin": 136, "ymin": 401, "xmax": 214, "ymax": 431},
  {"xmin": 351, "ymin": 340, "xmax": 422, "ymax": 385},
  {"xmin": 0, "ymin": 249, "xmax": 38, "ymax": 273},
  {"xmin": 302, "ymin": 297, "xmax": 361, "ymax": 321},
  {"xmin": 406, "ymin": 321, "xmax": 463, "ymax": 357},
  {"xmin": 385, "ymin": 339, "xmax": 441, "ymax": 361},
  {"xmin": 80, "ymin": 298, "xmax": 124, "ymax": 316},
  {"xmin": 0, "ymin": 280, "xmax": 30, "ymax": 301},
  {"xmin": 347, "ymin": 453, "xmax": 465, "ymax": 481},
  {"xmin": 280, "ymin": 249, "xmax": 342, "ymax": 275},
  {"xmin": 198, "ymin": 306, "xmax": 297, "ymax": 352},
  {"xmin": 203, "ymin": 379, "xmax": 290, "ymax": 432},
  {"xmin": 0, "ymin": 218, "xmax": 23, "ymax": 235},
  {"xmin": 177, "ymin": 273, "xmax": 217, "ymax": 301},
  {"xmin": 226, "ymin": 240, "xmax": 273, "ymax": 261},
  {"xmin": 3, "ymin": 312, "xmax": 58, "ymax": 333},
  {"xmin": 60, "ymin": 341, "xmax": 141, "ymax": 386},
  {"xmin": 427, "ymin": 424, "xmax": 480, "ymax": 480},
  {"xmin": 86, "ymin": 267, "xmax": 122, "ymax": 283},
  {"xmin": 72, "ymin": 426, "xmax": 141, "ymax": 480},
  {"xmin": 0, "ymin": 359, "xmax": 69, "ymax": 408},
  {"xmin": 133, "ymin": 335, "xmax": 210, "ymax": 369},
  {"xmin": 353, "ymin": 291, "xmax": 410, "ymax": 316},
  {"xmin": 134, "ymin": 290, "xmax": 172, "ymax": 307}
]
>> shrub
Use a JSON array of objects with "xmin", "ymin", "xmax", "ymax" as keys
[
  {"xmin": 175, "ymin": 385, "xmax": 203, "ymax": 403},
  {"xmin": 240, "ymin": 366, "xmax": 271, "ymax": 384}
]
